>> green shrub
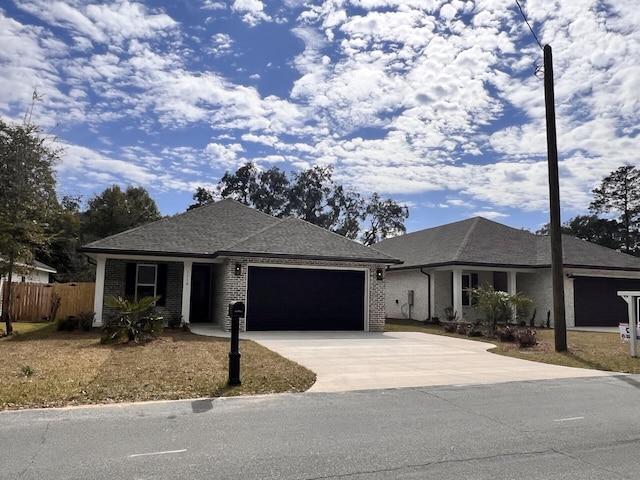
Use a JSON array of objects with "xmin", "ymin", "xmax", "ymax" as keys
[
  {"xmin": 443, "ymin": 322, "xmax": 457, "ymax": 333},
  {"xmin": 101, "ymin": 295, "xmax": 163, "ymax": 344},
  {"xmin": 57, "ymin": 316, "xmax": 79, "ymax": 331},
  {"xmin": 168, "ymin": 313, "xmax": 183, "ymax": 329},
  {"xmin": 79, "ymin": 312, "xmax": 94, "ymax": 331},
  {"xmin": 442, "ymin": 306, "xmax": 458, "ymax": 322},
  {"xmin": 423, "ymin": 317, "xmax": 441, "ymax": 325},
  {"xmin": 516, "ymin": 328, "xmax": 537, "ymax": 348},
  {"xmin": 498, "ymin": 325, "xmax": 517, "ymax": 342},
  {"xmin": 470, "ymin": 286, "xmax": 533, "ymax": 337},
  {"xmin": 467, "ymin": 321, "xmax": 483, "ymax": 337}
]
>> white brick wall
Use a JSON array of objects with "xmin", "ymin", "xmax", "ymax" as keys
[
  {"xmin": 434, "ymin": 270, "xmax": 452, "ymax": 320},
  {"xmin": 385, "ymin": 269, "xmax": 429, "ymax": 321},
  {"xmin": 517, "ymin": 271, "xmax": 552, "ymax": 326},
  {"xmin": 389, "ymin": 268, "xmax": 547, "ymax": 324}
]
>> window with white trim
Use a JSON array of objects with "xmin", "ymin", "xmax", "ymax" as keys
[
  {"xmin": 462, "ymin": 273, "xmax": 479, "ymax": 306},
  {"xmin": 136, "ymin": 264, "xmax": 157, "ymax": 300}
]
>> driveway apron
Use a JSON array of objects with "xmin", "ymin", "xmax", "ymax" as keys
[{"xmin": 239, "ymin": 331, "xmax": 614, "ymax": 393}]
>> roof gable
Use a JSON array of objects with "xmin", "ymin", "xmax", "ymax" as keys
[
  {"xmin": 80, "ymin": 199, "xmax": 399, "ymax": 263},
  {"xmin": 81, "ymin": 199, "xmax": 281, "ymax": 256}
]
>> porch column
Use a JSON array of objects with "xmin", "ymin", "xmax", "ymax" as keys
[
  {"xmin": 181, "ymin": 260, "xmax": 193, "ymax": 324},
  {"xmin": 508, "ymin": 271, "xmax": 517, "ymax": 321},
  {"xmin": 507, "ymin": 271, "xmax": 517, "ymax": 295},
  {"xmin": 93, "ymin": 255, "xmax": 106, "ymax": 327},
  {"xmin": 452, "ymin": 269, "xmax": 463, "ymax": 321}
]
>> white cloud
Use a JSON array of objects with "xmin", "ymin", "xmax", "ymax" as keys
[
  {"xmin": 202, "ymin": 1, "xmax": 226, "ymax": 11},
  {"xmin": 58, "ymin": 143, "xmax": 159, "ymax": 186},
  {"xmin": 471, "ymin": 210, "xmax": 509, "ymax": 220},
  {"xmin": 241, "ymin": 133, "xmax": 279, "ymax": 146},
  {"xmin": 232, "ymin": 0, "xmax": 271, "ymax": 26},
  {"xmin": 204, "ymin": 142, "xmax": 244, "ymax": 167},
  {"xmin": 18, "ymin": 0, "xmax": 178, "ymax": 45},
  {"xmin": 208, "ymin": 33, "xmax": 234, "ymax": 56},
  {"xmin": 2, "ymin": 0, "xmax": 640, "ymax": 225}
]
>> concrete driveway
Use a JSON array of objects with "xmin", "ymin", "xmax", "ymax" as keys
[{"xmin": 239, "ymin": 331, "xmax": 615, "ymax": 393}]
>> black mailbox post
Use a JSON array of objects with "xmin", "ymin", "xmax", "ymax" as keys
[{"xmin": 228, "ymin": 301, "xmax": 245, "ymax": 386}]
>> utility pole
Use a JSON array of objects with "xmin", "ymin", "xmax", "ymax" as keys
[{"xmin": 544, "ymin": 44, "xmax": 567, "ymax": 352}]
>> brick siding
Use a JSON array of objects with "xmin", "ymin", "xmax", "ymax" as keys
[
  {"xmin": 102, "ymin": 257, "xmax": 387, "ymax": 332},
  {"xmin": 213, "ymin": 256, "xmax": 386, "ymax": 332},
  {"xmin": 103, "ymin": 259, "xmax": 183, "ymax": 324}
]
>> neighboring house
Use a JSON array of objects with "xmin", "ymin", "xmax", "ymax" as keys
[
  {"xmin": 374, "ymin": 217, "xmax": 640, "ymax": 328},
  {"xmin": 0, "ymin": 259, "xmax": 57, "ymax": 317},
  {"xmin": 79, "ymin": 199, "xmax": 400, "ymax": 331}
]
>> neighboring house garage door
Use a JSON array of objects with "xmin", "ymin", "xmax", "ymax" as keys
[
  {"xmin": 574, "ymin": 277, "xmax": 640, "ymax": 327},
  {"xmin": 246, "ymin": 266, "xmax": 365, "ymax": 330}
]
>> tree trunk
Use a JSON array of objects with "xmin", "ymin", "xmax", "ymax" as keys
[{"xmin": 2, "ymin": 258, "xmax": 14, "ymax": 335}]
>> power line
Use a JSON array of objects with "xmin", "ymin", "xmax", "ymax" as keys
[{"xmin": 515, "ymin": 0, "xmax": 544, "ymax": 50}]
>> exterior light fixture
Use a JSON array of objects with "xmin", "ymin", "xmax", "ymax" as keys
[
  {"xmin": 234, "ymin": 263, "xmax": 242, "ymax": 276},
  {"xmin": 376, "ymin": 268, "xmax": 384, "ymax": 281}
]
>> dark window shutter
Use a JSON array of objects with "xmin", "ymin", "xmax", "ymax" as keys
[
  {"xmin": 156, "ymin": 264, "xmax": 167, "ymax": 306},
  {"xmin": 471, "ymin": 273, "xmax": 479, "ymax": 305},
  {"xmin": 125, "ymin": 263, "xmax": 136, "ymax": 298},
  {"xmin": 451, "ymin": 272, "xmax": 454, "ymax": 306}
]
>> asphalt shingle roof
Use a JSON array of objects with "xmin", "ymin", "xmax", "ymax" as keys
[
  {"xmin": 375, "ymin": 217, "xmax": 640, "ymax": 271},
  {"xmin": 80, "ymin": 199, "xmax": 399, "ymax": 264},
  {"xmin": 0, "ymin": 258, "xmax": 57, "ymax": 273},
  {"xmin": 226, "ymin": 217, "xmax": 397, "ymax": 261}
]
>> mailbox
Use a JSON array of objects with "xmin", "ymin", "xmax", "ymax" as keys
[
  {"xmin": 227, "ymin": 301, "xmax": 244, "ymax": 386},
  {"xmin": 228, "ymin": 301, "xmax": 245, "ymax": 318}
]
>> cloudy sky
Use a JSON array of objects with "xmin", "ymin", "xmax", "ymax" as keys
[{"xmin": 1, "ymin": 0, "xmax": 638, "ymax": 233}]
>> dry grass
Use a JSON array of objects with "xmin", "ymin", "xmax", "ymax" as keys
[
  {"xmin": 386, "ymin": 318, "xmax": 640, "ymax": 373},
  {"xmin": 0, "ymin": 323, "xmax": 315, "ymax": 410}
]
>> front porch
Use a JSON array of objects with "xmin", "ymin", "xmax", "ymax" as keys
[
  {"xmin": 92, "ymin": 256, "xmax": 229, "ymax": 328},
  {"xmin": 386, "ymin": 266, "xmax": 546, "ymax": 324}
]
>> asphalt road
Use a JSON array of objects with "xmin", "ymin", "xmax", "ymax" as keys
[{"xmin": 2, "ymin": 375, "xmax": 640, "ymax": 479}]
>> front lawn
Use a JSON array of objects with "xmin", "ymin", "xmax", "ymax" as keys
[
  {"xmin": 0, "ymin": 323, "xmax": 315, "ymax": 410},
  {"xmin": 386, "ymin": 318, "xmax": 640, "ymax": 374}
]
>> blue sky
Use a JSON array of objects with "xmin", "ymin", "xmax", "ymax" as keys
[{"xmin": 1, "ymin": 0, "xmax": 638, "ymax": 234}]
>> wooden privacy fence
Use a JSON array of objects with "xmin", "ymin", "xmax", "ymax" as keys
[{"xmin": 1, "ymin": 282, "xmax": 95, "ymax": 322}]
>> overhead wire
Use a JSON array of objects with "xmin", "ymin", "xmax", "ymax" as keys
[{"xmin": 515, "ymin": 0, "xmax": 544, "ymax": 51}]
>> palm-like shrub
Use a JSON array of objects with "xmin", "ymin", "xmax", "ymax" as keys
[
  {"xmin": 101, "ymin": 295, "xmax": 163, "ymax": 344},
  {"xmin": 470, "ymin": 286, "xmax": 533, "ymax": 337}
]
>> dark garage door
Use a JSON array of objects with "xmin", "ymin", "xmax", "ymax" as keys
[
  {"xmin": 574, "ymin": 277, "xmax": 640, "ymax": 327},
  {"xmin": 246, "ymin": 266, "xmax": 365, "ymax": 331}
]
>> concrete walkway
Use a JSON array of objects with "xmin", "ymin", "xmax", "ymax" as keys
[{"xmin": 190, "ymin": 326, "xmax": 615, "ymax": 393}]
